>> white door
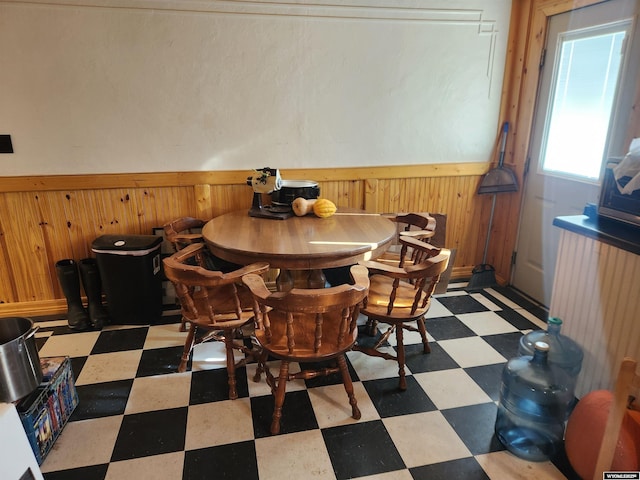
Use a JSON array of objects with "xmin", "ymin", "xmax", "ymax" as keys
[{"xmin": 512, "ymin": 0, "xmax": 637, "ymax": 306}]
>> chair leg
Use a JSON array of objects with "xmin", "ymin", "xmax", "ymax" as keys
[
  {"xmin": 337, "ymin": 355, "xmax": 361, "ymax": 420},
  {"xmin": 224, "ymin": 328, "xmax": 238, "ymax": 400},
  {"xmin": 271, "ymin": 360, "xmax": 290, "ymax": 435},
  {"xmin": 395, "ymin": 324, "xmax": 407, "ymax": 390},
  {"xmin": 416, "ymin": 316, "xmax": 431, "ymax": 354},
  {"xmin": 253, "ymin": 349, "xmax": 269, "ymax": 383},
  {"xmin": 179, "ymin": 324, "xmax": 197, "ymax": 373},
  {"xmin": 179, "ymin": 316, "xmax": 188, "ymax": 333},
  {"xmin": 366, "ymin": 318, "xmax": 378, "ymax": 336}
]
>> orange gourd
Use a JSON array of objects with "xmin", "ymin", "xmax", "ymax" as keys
[{"xmin": 312, "ymin": 199, "xmax": 337, "ymax": 218}]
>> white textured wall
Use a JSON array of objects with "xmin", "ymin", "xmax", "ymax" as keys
[{"xmin": 0, "ymin": 0, "xmax": 511, "ymax": 175}]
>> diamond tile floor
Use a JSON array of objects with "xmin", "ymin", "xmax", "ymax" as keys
[{"xmin": 31, "ymin": 281, "xmax": 581, "ymax": 479}]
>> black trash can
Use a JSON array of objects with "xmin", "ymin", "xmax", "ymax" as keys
[{"xmin": 91, "ymin": 235, "xmax": 163, "ymax": 325}]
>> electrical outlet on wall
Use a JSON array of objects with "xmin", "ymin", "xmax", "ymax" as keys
[{"xmin": 0, "ymin": 135, "xmax": 13, "ymax": 153}]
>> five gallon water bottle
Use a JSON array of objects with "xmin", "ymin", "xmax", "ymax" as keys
[
  {"xmin": 518, "ymin": 317, "xmax": 583, "ymax": 409},
  {"xmin": 495, "ymin": 341, "xmax": 574, "ymax": 462}
]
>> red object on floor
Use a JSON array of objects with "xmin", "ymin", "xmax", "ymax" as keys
[{"xmin": 564, "ymin": 390, "xmax": 640, "ymax": 479}]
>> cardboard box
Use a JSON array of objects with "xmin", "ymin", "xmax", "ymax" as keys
[{"xmin": 16, "ymin": 356, "xmax": 78, "ymax": 465}]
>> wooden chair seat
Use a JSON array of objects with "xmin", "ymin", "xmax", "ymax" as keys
[
  {"xmin": 364, "ymin": 276, "xmax": 430, "ymax": 320},
  {"xmin": 163, "ymin": 242, "xmax": 269, "ymax": 400},
  {"xmin": 366, "ymin": 212, "xmax": 440, "ymax": 333},
  {"xmin": 354, "ymin": 236, "xmax": 450, "ymax": 390},
  {"xmin": 243, "ymin": 265, "xmax": 369, "ymax": 435}
]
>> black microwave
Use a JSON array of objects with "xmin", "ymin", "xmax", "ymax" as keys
[{"xmin": 598, "ymin": 158, "xmax": 640, "ymax": 227}]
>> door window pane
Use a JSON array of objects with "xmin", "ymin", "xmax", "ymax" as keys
[{"xmin": 542, "ymin": 25, "xmax": 628, "ymax": 180}]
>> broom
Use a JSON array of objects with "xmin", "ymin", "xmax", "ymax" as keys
[{"xmin": 467, "ymin": 122, "xmax": 518, "ymax": 289}]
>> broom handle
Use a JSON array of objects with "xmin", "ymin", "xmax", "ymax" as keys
[
  {"xmin": 481, "ymin": 122, "xmax": 508, "ymax": 264},
  {"xmin": 498, "ymin": 122, "xmax": 509, "ymax": 168},
  {"xmin": 482, "ymin": 194, "xmax": 497, "ymax": 264}
]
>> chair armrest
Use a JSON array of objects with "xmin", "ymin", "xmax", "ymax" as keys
[
  {"xmin": 166, "ymin": 242, "xmax": 205, "ymax": 263},
  {"xmin": 163, "ymin": 217, "xmax": 205, "ymax": 233},
  {"xmin": 170, "ymin": 233, "xmax": 204, "ymax": 244},
  {"xmin": 358, "ymin": 260, "xmax": 409, "ymax": 278},
  {"xmin": 166, "ymin": 243, "xmax": 269, "ymax": 278},
  {"xmin": 405, "ymin": 251, "xmax": 451, "ymax": 275},
  {"xmin": 242, "ymin": 273, "xmax": 272, "ymax": 299},
  {"xmin": 226, "ymin": 262, "xmax": 270, "ymax": 279},
  {"xmin": 399, "ymin": 229, "xmax": 436, "ymax": 239},
  {"xmin": 349, "ymin": 264, "xmax": 370, "ymax": 290},
  {"xmin": 399, "ymin": 235, "xmax": 439, "ymax": 251}
]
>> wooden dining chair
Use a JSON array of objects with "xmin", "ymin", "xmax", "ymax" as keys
[
  {"xmin": 354, "ymin": 236, "xmax": 450, "ymax": 390},
  {"xmin": 242, "ymin": 264, "xmax": 370, "ymax": 435},
  {"xmin": 359, "ymin": 212, "xmax": 439, "ymax": 335},
  {"xmin": 163, "ymin": 216, "xmax": 206, "ymax": 252},
  {"xmin": 377, "ymin": 212, "xmax": 437, "ymax": 265},
  {"xmin": 163, "ymin": 217, "xmax": 208, "ymax": 330},
  {"xmin": 324, "ymin": 212, "xmax": 436, "ymax": 290},
  {"xmin": 164, "ymin": 216, "xmax": 245, "ymax": 330},
  {"xmin": 163, "ymin": 242, "xmax": 269, "ymax": 400}
]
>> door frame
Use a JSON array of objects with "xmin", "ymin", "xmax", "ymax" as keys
[
  {"xmin": 511, "ymin": 1, "xmax": 636, "ymax": 305},
  {"xmin": 488, "ymin": 0, "xmax": 623, "ymax": 286}
]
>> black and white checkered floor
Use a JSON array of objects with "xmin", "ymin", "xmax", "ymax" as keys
[{"xmin": 33, "ymin": 281, "xmax": 580, "ymax": 479}]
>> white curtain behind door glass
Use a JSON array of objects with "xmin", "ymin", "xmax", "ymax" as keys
[{"xmin": 542, "ymin": 26, "xmax": 628, "ymax": 180}]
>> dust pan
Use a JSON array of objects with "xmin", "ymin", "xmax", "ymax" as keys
[
  {"xmin": 468, "ymin": 122, "xmax": 518, "ymax": 289},
  {"xmin": 477, "ymin": 167, "xmax": 519, "ymax": 194},
  {"xmin": 477, "ymin": 122, "xmax": 519, "ymax": 195}
]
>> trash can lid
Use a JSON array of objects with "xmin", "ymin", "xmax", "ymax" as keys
[{"xmin": 92, "ymin": 235, "xmax": 163, "ymax": 256}]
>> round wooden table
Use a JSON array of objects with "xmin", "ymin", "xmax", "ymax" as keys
[{"xmin": 202, "ymin": 210, "xmax": 397, "ymax": 289}]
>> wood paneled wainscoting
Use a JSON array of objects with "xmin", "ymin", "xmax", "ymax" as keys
[{"xmin": 0, "ymin": 163, "xmax": 509, "ymax": 316}]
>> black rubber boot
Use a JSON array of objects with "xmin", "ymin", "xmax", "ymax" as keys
[
  {"xmin": 79, "ymin": 258, "xmax": 110, "ymax": 330},
  {"xmin": 55, "ymin": 259, "xmax": 90, "ymax": 331}
]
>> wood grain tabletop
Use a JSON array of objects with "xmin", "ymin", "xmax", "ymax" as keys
[{"xmin": 202, "ymin": 210, "xmax": 397, "ymax": 270}]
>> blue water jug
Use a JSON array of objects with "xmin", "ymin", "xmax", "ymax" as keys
[
  {"xmin": 495, "ymin": 341, "xmax": 573, "ymax": 462},
  {"xmin": 518, "ymin": 317, "xmax": 583, "ymax": 379}
]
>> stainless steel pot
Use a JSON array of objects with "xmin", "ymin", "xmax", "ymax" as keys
[
  {"xmin": 271, "ymin": 180, "xmax": 320, "ymax": 206},
  {"xmin": 0, "ymin": 317, "xmax": 42, "ymax": 402}
]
